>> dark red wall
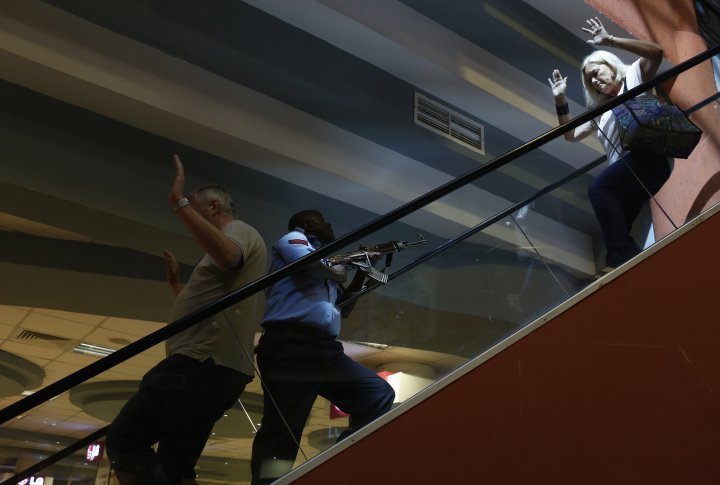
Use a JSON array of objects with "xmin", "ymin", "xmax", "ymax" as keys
[{"xmin": 295, "ymin": 211, "xmax": 720, "ymax": 485}]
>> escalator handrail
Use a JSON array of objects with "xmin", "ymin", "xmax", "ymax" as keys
[
  {"xmin": 379, "ymin": 78, "xmax": 719, "ymax": 291},
  {"xmin": 1, "ymin": 42, "xmax": 717, "ymax": 427},
  {"xmin": 0, "ymin": 151, "xmax": 608, "ymax": 485},
  {"xmin": 0, "ymin": 427, "xmax": 109, "ymax": 485},
  {"xmin": 3, "ymin": 44, "xmax": 719, "ymax": 484}
]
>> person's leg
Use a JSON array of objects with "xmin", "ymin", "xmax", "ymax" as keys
[
  {"xmin": 588, "ymin": 164, "xmax": 632, "ymax": 267},
  {"xmin": 624, "ymin": 153, "xmax": 672, "ymax": 198},
  {"xmin": 251, "ymin": 333, "xmax": 320, "ymax": 484},
  {"xmin": 615, "ymin": 154, "xmax": 672, "ymax": 262},
  {"xmin": 157, "ymin": 360, "xmax": 248, "ymax": 483},
  {"xmin": 587, "ymin": 157, "xmax": 665, "ymax": 267},
  {"xmin": 317, "ymin": 342, "xmax": 394, "ymax": 441},
  {"xmin": 106, "ymin": 392, "xmax": 165, "ymax": 485},
  {"xmin": 106, "ymin": 356, "xmax": 190, "ymax": 485}
]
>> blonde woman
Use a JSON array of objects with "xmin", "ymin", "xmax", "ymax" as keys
[{"xmin": 549, "ymin": 18, "xmax": 671, "ymax": 274}]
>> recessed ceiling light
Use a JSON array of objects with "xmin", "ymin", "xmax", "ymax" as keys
[
  {"xmin": 73, "ymin": 342, "xmax": 116, "ymax": 357},
  {"xmin": 348, "ymin": 341, "xmax": 389, "ymax": 350}
]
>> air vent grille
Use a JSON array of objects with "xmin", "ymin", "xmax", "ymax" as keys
[
  {"xmin": 414, "ymin": 93, "xmax": 485, "ymax": 155},
  {"xmin": 12, "ymin": 328, "xmax": 76, "ymax": 350},
  {"xmin": 15, "ymin": 329, "xmax": 71, "ymax": 343}
]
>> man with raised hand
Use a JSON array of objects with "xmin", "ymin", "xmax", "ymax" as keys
[{"xmin": 106, "ymin": 155, "xmax": 267, "ymax": 485}]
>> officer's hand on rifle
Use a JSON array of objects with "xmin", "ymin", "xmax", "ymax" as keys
[
  {"xmin": 358, "ymin": 244, "xmax": 381, "ymax": 265},
  {"xmin": 327, "ymin": 263, "xmax": 348, "ymax": 283}
]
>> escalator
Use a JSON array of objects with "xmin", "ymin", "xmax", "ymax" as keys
[
  {"xmin": 3, "ymin": 45, "xmax": 719, "ymax": 483},
  {"xmin": 288, "ymin": 200, "xmax": 720, "ymax": 485},
  {"xmin": 1, "ymin": 3, "xmax": 719, "ymax": 484}
]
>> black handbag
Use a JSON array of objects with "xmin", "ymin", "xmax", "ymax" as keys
[{"xmin": 612, "ymin": 80, "xmax": 703, "ymax": 159}]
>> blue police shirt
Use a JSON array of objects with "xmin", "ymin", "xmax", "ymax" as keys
[{"xmin": 262, "ymin": 228, "xmax": 342, "ymax": 337}]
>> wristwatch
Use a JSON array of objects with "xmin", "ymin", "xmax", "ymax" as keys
[{"xmin": 174, "ymin": 197, "xmax": 190, "ymax": 212}]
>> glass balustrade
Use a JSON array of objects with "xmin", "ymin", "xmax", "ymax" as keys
[{"xmin": 0, "ymin": 17, "xmax": 717, "ymax": 485}]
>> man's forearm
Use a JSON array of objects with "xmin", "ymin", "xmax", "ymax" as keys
[{"xmin": 174, "ymin": 204, "xmax": 243, "ymax": 269}]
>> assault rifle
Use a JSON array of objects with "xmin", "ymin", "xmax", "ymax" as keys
[{"xmin": 325, "ymin": 235, "xmax": 427, "ymax": 284}]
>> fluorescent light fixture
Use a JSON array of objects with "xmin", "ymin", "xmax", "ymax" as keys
[
  {"xmin": 73, "ymin": 342, "xmax": 116, "ymax": 357},
  {"xmin": 348, "ymin": 341, "xmax": 389, "ymax": 350}
]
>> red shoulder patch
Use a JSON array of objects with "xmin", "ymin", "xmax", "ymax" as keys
[{"xmin": 288, "ymin": 239, "xmax": 309, "ymax": 245}]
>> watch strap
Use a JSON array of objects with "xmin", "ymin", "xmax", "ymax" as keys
[{"xmin": 174, "ymin": 197, "xmax": 190, "ymax": 212}]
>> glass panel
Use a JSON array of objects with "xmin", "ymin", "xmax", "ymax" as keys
[
  {"xmin": 0, "ymin": 324, "xmax": 265, "ymax": 484},
  {"xmin": 4, "ymin": 95, "xmax": 717, "ymax": 485},
  {"xmin": 282, "ymin": 156, "xmax": 596, "ymax": 474},
  {"xmin": 274, "ymin": 66, "xmax": 719, "ymax": 475},
  {"xmin": 0, "ymin": 350, "xmax": 145, "ymax": 483},
  {"xmin": 1, "ymin": 48, "xmax": 717, "ymax": 485},
  {"xmin": 0, "ymin": 445, "xmax": 105, "ymax": 485}
]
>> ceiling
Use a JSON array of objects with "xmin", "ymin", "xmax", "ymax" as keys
[{"xmin": 0, "ymin": 0, "xmax": 636, "ymax": 482}]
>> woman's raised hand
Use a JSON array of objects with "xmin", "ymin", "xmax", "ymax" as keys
[
  {"xmin": 547, "ymin": 69, "xmax": 567, "ymax": 97},
  {"xmin": 582, "ymin": 17, "xmax": 611, "ymax": 46}
]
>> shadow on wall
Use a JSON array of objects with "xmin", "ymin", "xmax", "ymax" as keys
[{"xmin": 685, "ymin": 151, "xmax": 720, "ymax": 222}]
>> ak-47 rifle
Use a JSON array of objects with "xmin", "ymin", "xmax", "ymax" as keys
[{"xmin": 325, "ymin": 235, "xmax": 427, "ymax": 284}]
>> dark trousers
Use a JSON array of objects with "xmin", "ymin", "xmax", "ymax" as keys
[
  {"xmin": 250, "ymin": 326, "xmax": 395, "ymax": 484},
  {"xmin": 106, "ymin": 354, "xmax": 249, "ymax": 484},
  {"xmin": 587, "ymin": 152, "xmax": 671, "ymax": 267}
]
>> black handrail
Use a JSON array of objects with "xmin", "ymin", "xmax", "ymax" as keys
[
  {"xmin": 341, "ymin": 154, "xmax": 608, "ymax": 308},
  {"xmin": 4, "ymin": 45, "xmax": 719, "ymax": 484},
  {"xmin": 1, "ymin": 427, "xmax": 108, "ymax": 485},
  {"xmin": 379, "ymin": 80, "xmax": 719, "ymax": 290},
  {"xmin": 687, "ymin": 89, "xmax": 720, "ymax": 114},
  {"xmin": 1, "ymin": 42, "xmax": 717, "ymax": 427},
  {"xmin": 0, "ymin": 153, "xmax": 609, "ymax": 485}
]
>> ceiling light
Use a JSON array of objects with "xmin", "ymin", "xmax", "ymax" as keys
[
  {"xmin": 73, "ymin": 342, "xmax": 116, "ymax": 357},
  {"xmin": 348, "ymin": 341, "xmax": 388, "ymax": 350}
]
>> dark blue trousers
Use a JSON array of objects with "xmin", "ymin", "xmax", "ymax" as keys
[
  {"xmin": 587, "ymin": 152, "xmax": 671, "ymax": 268},
  {"xmin": 250, "ymin": 326, "xmax": 395, "ymax": 484},
  {"xmin": 106, "ymin": 354, "xmax": 249, "ymax": 484}
]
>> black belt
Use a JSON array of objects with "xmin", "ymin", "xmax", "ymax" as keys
[{"xmin": 262, "ymin": 322, "xmax": 334, "ymax": 339}]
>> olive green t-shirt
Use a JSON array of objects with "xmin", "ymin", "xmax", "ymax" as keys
[{"xmin": 166, "ymin": 219, "xmax": 267, "ymax": 376}]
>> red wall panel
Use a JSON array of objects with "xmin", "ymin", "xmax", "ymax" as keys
[{"xmin": 295, "ymin": 211, "xmax": 720, "ymax": 484}]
